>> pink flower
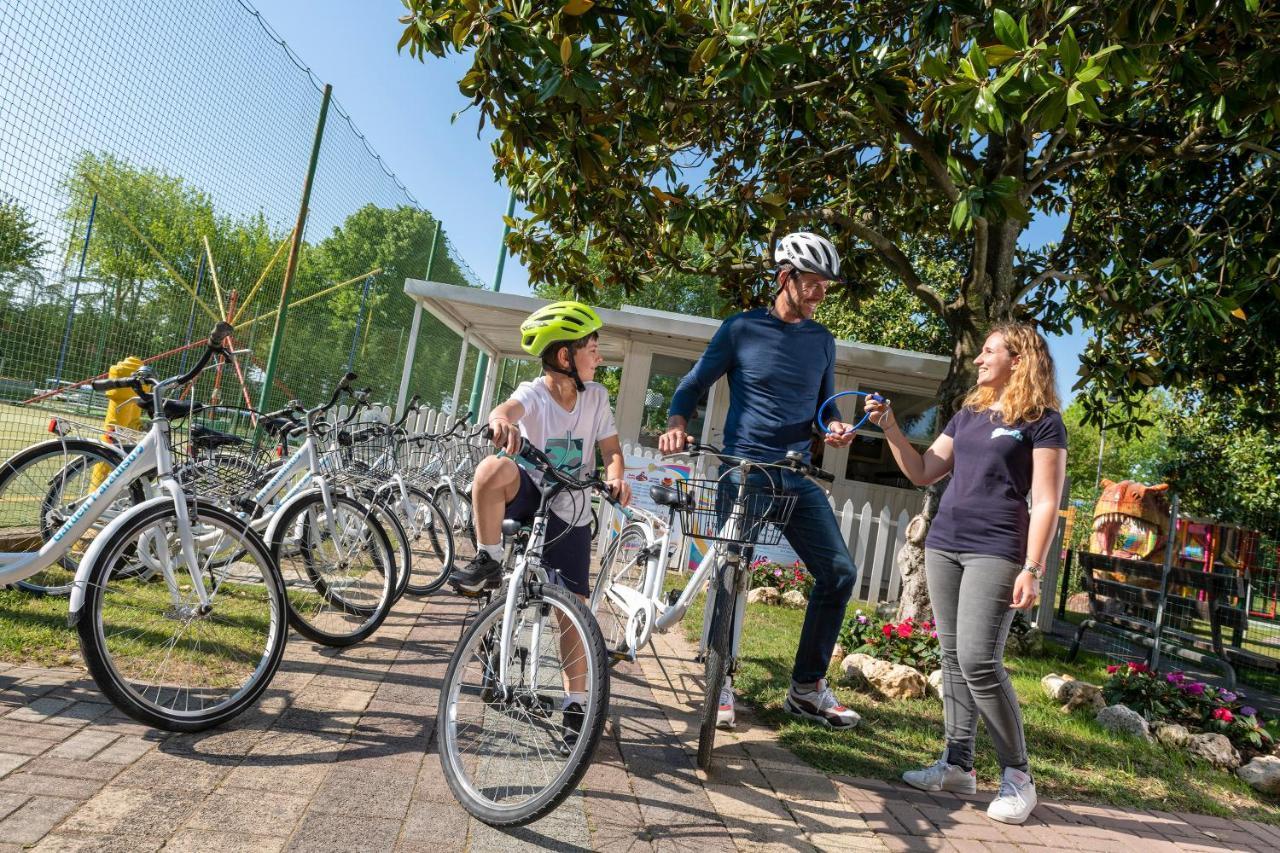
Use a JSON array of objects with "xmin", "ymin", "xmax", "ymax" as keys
[
  {"xmin": 774, "ymin": 568, "xmax": 782, "ymax": 577},
  {"xmin": 897, "ymin": 623, "xmax": 914, "ymax": 639},
  {"xmin": 882, "ymin": 624, "xmax": 894, "ymax": 638},
  {"xmin": 1182, "ymin": 682, "xmax": 1206, "ymax": 696},
  {"xmin": 1166, "ymin": 672, "xmax": 1185, "ymax": 684},
  {"xmin": 856, "ymin": 614, "xmax": 869, "ymax": 625},
  {"xmin": 1212, "ymin": 708, "xmax": 1234, "ymax": 723},
  {"xmin": 929, "ymin": 630, "xmax": 938, "ymax": 639},
  {"xmin": 1106, "ymin": 665, "xmax": 1120, "ymax": 674}
]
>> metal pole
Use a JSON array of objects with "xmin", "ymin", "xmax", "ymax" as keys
[
  {"xmin": 1149, "ymin": 493, "xmax": 1180, "ymax": 672},
  {"xmin": 257, "ymin": 83, "xmax": 331, "ymax": 414},
  {"xmin": 468, "ymin": 190, "xmax": 517, "ymax": 418},
  {"xmin": 1094, "ymin": 420, "xmax": 1106, "ymax": 489},
  {"xmin": 179, "ymin": 255, "xmax": 206, "ymax": 374},
  {"xmin": 53, "ymin": 194, "xmax": 97, "ymax": 385},
  {"xmin": 346, "ymin": 274, "xmax": 374, "ymax": 373},
  {"xmin": 395, "ymin": 222, "xmax": 441, "ymax": 418}
]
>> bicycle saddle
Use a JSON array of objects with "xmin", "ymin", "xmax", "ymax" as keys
[{"xmin": 649, "ymin": 484, "xmax": 688, "ymax": 508}]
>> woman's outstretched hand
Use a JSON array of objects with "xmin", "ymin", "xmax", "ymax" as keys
[{"xmin": 865, "ymin": 394, "xmax": 896, "ymax": 431}]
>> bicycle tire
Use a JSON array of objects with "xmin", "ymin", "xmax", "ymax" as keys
[
  {"xmin": 0, "ymin": 438, "xmax": 147, "ymax": 596},
  {"xmin": 698, "ymin": 559, "xmax": 737, "ymax": 771},
  {"xmin": 374, "ymin": 484, "xmax": 453, "ymax": 596},
  {"xmin": 270, "ymin": 491, "xmax": 396, "ymax": 646},
  {"xmin": 432, "ymin": 483, "xmax": 476, "ymax": 570},
  {"xmin": 589, "ymin": 522, "xmax": 653, "ymax": 664},
  {"xmin": 437, "ymin": 582, "xmax": 609, "ymax": 827},
  {"xmin": 76, "ymin": 500, "xmax": 287, "ymax": 732}
]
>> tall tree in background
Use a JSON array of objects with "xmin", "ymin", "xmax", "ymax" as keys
[
  {"xmin": 0, "ymin": 196, "xmax": 47, "ymax": 303},
  {"xmin": 400, "ymin": 0, "xmax": 1280, "ymax": 428}
]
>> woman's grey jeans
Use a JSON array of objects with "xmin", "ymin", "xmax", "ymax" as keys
[{"xmin": 924, "ymin": 548, "xmax": 1030, "ymax": 773}]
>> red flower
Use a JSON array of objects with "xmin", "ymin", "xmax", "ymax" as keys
[
  {"xmin": 1212, "ymin": 707, "xmax": 1234, "ymax": 723},
  {"xmin": 1106, "ymin": 665, "xmax": 1120, "ymax": 674},
  {"xmin": 882, "ymin": 623, "xmax": 894, "ymax": 638},
  {"xmin": 897, "ymin": 623, "xmax": 914, "ymax": 639},
  {"xmin": 1127, "ymin": 662, "xmax": 1150, "ymax": 673}
]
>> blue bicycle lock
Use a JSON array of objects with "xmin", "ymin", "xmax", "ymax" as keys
[{"xmin": 816, "ymin": 390, "xmax": 886, "ymax": 435}]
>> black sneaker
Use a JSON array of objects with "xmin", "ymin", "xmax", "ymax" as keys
[
  {"xmin": 559, "ymin": 701, "xmax": 584, "ymax": 756},
  {"xmin": 449, "ymin": 552, "xmax": 503, "ymax": 596}
]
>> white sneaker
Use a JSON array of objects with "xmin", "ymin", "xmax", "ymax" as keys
[
  {"xmin": 901, "ymin": 749, "xmax": 977, "ymax": 794},
  {"xmin": 987, "ymin": 767, "xmax": 1037, "ymax": 824},
  {"xmin": 784, "ymin": 679, "xmax": 861, "ymax": 729},
  {"xmin": 716, "ymin": 678, "xmax": 735, "ymax": 728}
]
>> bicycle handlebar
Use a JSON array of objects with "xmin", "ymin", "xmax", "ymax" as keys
[
  {"xmin": 480, "ymin": 426, "xmax": 614, "ymax": 496},
  {"xmin": 671, "ymin": 441, "xmax": 835, "ymax": 483}
]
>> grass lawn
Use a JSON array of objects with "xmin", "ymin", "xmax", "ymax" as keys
[{"xmin": 681, "ymin": 592, "xmax": 1280, "ymax": 825}]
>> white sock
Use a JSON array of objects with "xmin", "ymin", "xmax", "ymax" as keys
[
  {"xmin": 479, "ymin": 542, "xmax": 503, "ymax": 561},
  {"xmin": 563, "ymin": 693, "xmax": 586, "ymax": 710}
]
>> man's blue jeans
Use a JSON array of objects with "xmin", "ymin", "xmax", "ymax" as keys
[{"xmin": 717, "ymin": 466, "xmax": 859, "ymax": 684}]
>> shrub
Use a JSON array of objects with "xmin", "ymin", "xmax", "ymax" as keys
[
  {"xmin": 838, "ymin": 609, "xmax": 940, "ymax": 673},
  {"xmin": 748, "ymin": 557, "xmax": 812, "ymax": 596}
]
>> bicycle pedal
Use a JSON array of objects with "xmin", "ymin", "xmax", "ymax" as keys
[{"xmin": 666, "ymin": 588, "xmax": 682, "ymax": 607}]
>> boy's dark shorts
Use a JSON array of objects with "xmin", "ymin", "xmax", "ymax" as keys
[{"xmin": 504, "ymin": 465, "xmax": 592, "ymax": 596}]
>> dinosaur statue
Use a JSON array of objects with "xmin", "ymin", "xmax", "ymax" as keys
[{"xmin": 1090, "ymin": 479, "xmax": 1171, "ymax": 561}]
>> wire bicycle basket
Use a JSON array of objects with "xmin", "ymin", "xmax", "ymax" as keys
[{"xmin": 672, "ymin": 476, "xmax": 797, "ymax": 546}]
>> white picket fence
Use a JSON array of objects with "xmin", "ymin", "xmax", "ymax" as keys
[{"xmin": 616, "ymin": 442, "xmax": 922, "ymax": 608}]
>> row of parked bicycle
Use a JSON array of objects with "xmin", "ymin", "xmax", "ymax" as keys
[{"xmin": 0, "ymin": 323, "xmax": 832, "ymax": 827}]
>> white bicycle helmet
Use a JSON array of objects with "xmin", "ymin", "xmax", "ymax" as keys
[{"xmin": 774, "ymin": 231, "xmax": 842, "ymax": 282}]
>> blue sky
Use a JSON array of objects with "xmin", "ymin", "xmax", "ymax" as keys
[{"xmin": 247, "ymin": 0, "xmax": 1090, "ymax": 401}]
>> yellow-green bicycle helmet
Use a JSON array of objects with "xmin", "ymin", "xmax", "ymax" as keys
[{"xmin": 519, "ymin": 300, "xmax": 603, "ymax": 358}]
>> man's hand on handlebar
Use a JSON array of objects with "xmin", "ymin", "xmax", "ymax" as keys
[
  {"xmin": 487, "ymin": 416, "xmax": 521, "ymax": 456},
  {"xmin": 658, "ymin": 425, "xmax": 690, "ymax": 455},
  {"xmin": 604, "ymin": 477, "xmax": 632, "ymax": 507}
]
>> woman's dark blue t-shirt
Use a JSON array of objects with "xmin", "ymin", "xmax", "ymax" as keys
[{"xmin": 925, "ymin": 407, "xmax": 1067, "ymax": 562}]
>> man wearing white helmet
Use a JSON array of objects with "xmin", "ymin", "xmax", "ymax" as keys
[{"xmin": 659, "ymin": 231, "xmax": 863, "ymax": 730}]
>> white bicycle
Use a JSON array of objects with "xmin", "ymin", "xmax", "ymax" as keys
[{"xmin": 0, "ymin": 324, "xmax": 288, "ymax": 731}]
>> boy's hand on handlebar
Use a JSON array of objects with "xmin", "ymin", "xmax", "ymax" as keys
[
  {"xmin": 865, "ymin": 394, "xmax": 896, "ymax": 431},
  {"xmin": 488, "ymin": 416, "xmax": 521, "ymax": 456},
  {"xmin": 658, "ymin": 427, "xmax": 690, "ymax": 455},
  {"xmin": 604, "ymin": 478, "xmax": 632, "ymax": 507}
]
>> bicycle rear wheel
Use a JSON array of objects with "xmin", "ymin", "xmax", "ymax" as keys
[
  {"xmin": 432, "ymin": 483, "xmax": 476, "ymax": 570},
  {"xmin": 698, "ymin": 559, "xmax": 737, "ymax": 771},
  {"xmin": 437, "ymin": 582, "xmax": 608, "ymax": 827},
  {"xmin": 271, "ymin": 492, "xmax": 396, "ymax": 646},
  {"xmin": 375, "ymin": 484, "xmax": 453, "ymax": 596},
  {"xmin": 589, "ymin": 522, "xmax": 652, "ymax": 663},
  {"xmin": 76, "ymin": 501, "xmax": 287, "ymax": 732}
]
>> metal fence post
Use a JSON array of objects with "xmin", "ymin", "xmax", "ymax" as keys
[
  {"xmin": 1149, "ymin": 493, "xmax": 1180, "ymax": 672},
  {"xmin": 468, "ymin": 190, "xmax": 517, "ymax": 418},
  {"xmin": 346, "ymin": 274, "xmax": 374, "ymax": 372},
  {"xmin": 53, "ymin": 193, "xmax": 97, "ymax": 385},
  {"xmin": 257, "ymin": 83, "xmax": 331, "ymax": 415},
  {"xmin": 395, "ymin": 221, "xmax": 441, "ymax": 418}
]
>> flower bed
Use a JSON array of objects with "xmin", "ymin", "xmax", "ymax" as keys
[
  {"xmin": 1102, "ymin": 662, "xmax": 1276, "ymax": 758},
  {"xmin": 838, "ymin": 609, "xmax": 940, "ymax": 674},
  {"xmin": 748, "ymin": 557, "xmax": 812, "ymax": 596}
]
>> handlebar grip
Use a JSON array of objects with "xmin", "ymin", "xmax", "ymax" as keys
[
  {"xmin": 815, "ymin": 469, "xmax": 836, "ymax": 483},
  {"xmin": 337, "ymin": 372, "xmax": 357, "ymax": 391},
  {"xmin": 90, "ymin": 377, "xmax": 134, "ymax": 392},
  {"xmin": 209, "ymin": 322, "xmax": 234, "ymax": 348}
]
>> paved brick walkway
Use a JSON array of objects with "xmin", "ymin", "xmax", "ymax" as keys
[{"xmin": 1, "ymin": 594, "xmax": 1277, "ymax": 851}]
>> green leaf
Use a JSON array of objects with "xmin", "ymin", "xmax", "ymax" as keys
[
  {"xmin": 950, "ymin": 197, "xmax": 970, "ymax": 232},
  {"xmin": 921, "ymin": 52, "xmax": 950, "ymax": 79},
  {"xmin": 727, "ymin": 22, "xmax": 757, "ymax": 47},
  {"xmin": 993, "ymin": 9, "xmax": 1025, "ymax": 49},
  {"xmin": 1079, "ymin": 93, "xmax": 1104, "ymax": 122},
  {"xmin": 968, "ymin": 40, "xmax": 988, "ymax": 78},
  {"xmin": 1060, "ymin": 26, "xmax": 1080, "ymax": 76},
  {"xmin": 1246, "ymin": 0, "xmax": 1260, "ymax": 11},
  {"xmin": 984, "ymin": 44, "xmax": 1018, "ymax": 66},
  {"xmin": 1066, "ymin": 83, "xmax": 1084, "ymax": 106},
  {"xmin": 1212, "ymin": 94, "xmax": 1227, "ymax": 122},
  {"xmin": 590, "ymin": 41, "xmax": 613, "ymax": 59},
  {"xmin": 1075, "ymin": 62, "xmax": 1103, "ymax": 83},
  {"xmin": 1057, "ymin": 5, "xmax": 1083, "ymax": 27}
]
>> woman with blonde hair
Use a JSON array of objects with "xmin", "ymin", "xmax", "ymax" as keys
[{"xmin": 865, "ymin": 322, "xmax": 1067, "ymax": 825}]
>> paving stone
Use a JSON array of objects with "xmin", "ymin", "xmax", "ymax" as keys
[
  {"xmin": 3, "ymin": 698, "xmax": 73, "ymax": 725},
  {"xmin": 183, "ymin": 786, "xmax": 308, "ymax": 837},
  {"xmin": 109, "ymin": 751, "xmax": 228, "ymax": 792},
  {"xmin": 0, "ymin": 794, "xmax": 26, "ymax": 823},
  {"xmin": 92, "ymin": 735, "xmax": 155, "ymax": 765},
  {"xmin": 307, "ymin": 761, "xmax": 414, "ymax": 820},
  {"xmin": 284, "ymin": 811, "xmax": 401, "ymax": 853},
  {"xmin": 45, "ymin": 730, "xmax": 118, "ymax": 761},
  {"xmin": 21, "ymin": 757, "xmax": 125, "ymax": 782},
  {"xmin": 163, "ymin": 831, "xmax": 285, "ymax": 853},
  {"xmin": 0, "ymin": 755, "xmax": 27, "ymax": 779},
  {"xmin": 30, "ymin": 833, "xmax": 164, "ymax": 852},
  {"xmin": 0, "ymin": 796, "xmax": 79, "ymax": 845},
  {"xmin": 398, "ymin": 798, "xmax": 468, "ymax": 850},
  {"xmin": 0, "ymin": 771, "xmax": 105, "ymax": 800},
  {"xmin": 0, "ymin": 734, "xmax": 55, "ymax": 756},
  {"xmin": 59, "ymin": 787, "xmax": 203, "ymax": 838}
]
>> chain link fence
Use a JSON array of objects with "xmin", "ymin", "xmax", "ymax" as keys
[{"xmin": 0, "ymin": 0, "xmax": 480, "ymax": 459}]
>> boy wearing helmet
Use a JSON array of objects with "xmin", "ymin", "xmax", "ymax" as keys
[
  {"xmin": 452, "ymin": 300, "xmax": 631, "ymax": 597},
  {"xmin": 659, "ymin": 231, "xmax": 862, "ymax": 730}
]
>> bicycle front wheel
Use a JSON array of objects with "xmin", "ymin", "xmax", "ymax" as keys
[
  {"xmin": 437, "ymin": 582, "xmax": 609, "ymax": 827},
  {"xmin": 698, "ymin": 561, "xmax": 737, "ymax": 771},
  {"xmin": 76, "ymin": 501, "xmax": 287, "ymax": 732},
  {"xmin": 432, "ymin": 483, "xmax": 476, "ymax": 571},
  {"xmin": 271, "ymin": 492, "xmax": 396, "ymax": 646},
  {"xmin": 589, "ymin": 522, "xmax": 652, "ymax": 663},
  {"xmin": 377, "ymin": 484, "xmax": 453, "ymax": 596}
]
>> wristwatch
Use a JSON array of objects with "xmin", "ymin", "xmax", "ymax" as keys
[{"xmin": 1022, "ymin": 560, "xmax": 1045, "ymax": 581}]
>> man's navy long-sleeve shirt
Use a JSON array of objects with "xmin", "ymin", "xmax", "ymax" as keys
[{"xmin": 668, "ymin": 308, "xmax": 839, "ymax": 463}]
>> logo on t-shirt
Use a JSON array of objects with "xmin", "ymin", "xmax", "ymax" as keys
[
  {"xmin": 543, "ymin": 433, "xmax": 584, "ymax": 473},
  {"xmin": 990, "ymin": 427, "xmax": 1024, "ymax": 442}
]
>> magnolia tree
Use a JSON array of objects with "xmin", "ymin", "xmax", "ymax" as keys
[{"xmin": 400, "ymin": 1, "xmax": 1279, "ymax": 430}]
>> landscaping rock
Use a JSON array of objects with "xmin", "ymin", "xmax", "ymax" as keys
[
  {"xmin": 927, "ymin": 670, "xmax": 944, "ymax": 701},
  {"xmin": 1154, "ymin": 723, "xmax": 1191, "ymax": 748},
  {"xmin": 1237, "ymin": 756, "xmax": 1280, "ymax": 795},
  {"xmin": 839, "ymin": 654, "xmax": 872, "ymax": 690},
  {"xmin": 1186, "ymin": 733, "xmax": 1241, "ymax": 770},
  {"xmin": 872, "ymin": 664, "xmax": 927, "ymax": 700},
  {"xmin": 1095, "ymin": 704, "xmax": 1153, "ymax": 742},
  {"xmin": 1060, "ymin": 680, "xmax": 1106, "ymax": 714},
  {"xmin": 781, "ymin": 590, "xmax": 808, "ymax": 609},
  {"xmin": 1008, "ymin": 625, "xmax": 1045, "ymax": 657},
  {"xmin": 1041, "ymin": 673, "xmax": 1076, "ymax": 701},
  {"xmin": 747, "ymin": 587, "xmax": 780, "ymax": 606},
  {"xmin": 829, "ymin": 643, "xmax": 846, "ymax": 668}
]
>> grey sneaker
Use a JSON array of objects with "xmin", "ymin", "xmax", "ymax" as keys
[
  {"xmin": 784, "ymin": 679, "xmax": 861, "ymax": 729},
  {"xmin": 902, "ymin": 749, "xmax": 978, "ymax": 794},
  {"xmin": 716, "ymin": 678, "xmax": 735, "ymax": 729},
  {"xmin": 987, "ymin": 767, "xmax": 1037, "ymax": 824}
]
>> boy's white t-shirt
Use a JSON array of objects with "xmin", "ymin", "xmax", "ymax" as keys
[{"xmin": 510, "ymin": 378, "xmax": 618, "ymax": 527}]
